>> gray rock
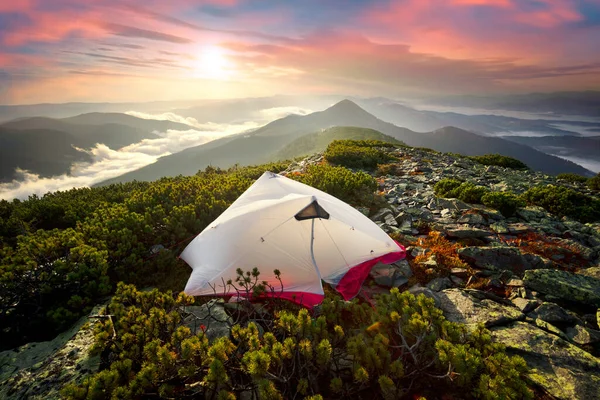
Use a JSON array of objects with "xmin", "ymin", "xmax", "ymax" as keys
[
  {"xmin": 457, "ymin": 212, "xmax": 486, "ymax": 225},
  {"xmin": 529, "ymin": 302, "xmax": 576, "ymax": 325},
  {"xmin": 516, "ymin": 206, "xmax": 548, "ymax": 222},
  {"xmin": 491, "ymin": 322, "xmax": 600, "ymax": 400},
  {"xmin": 490, "ymin": 221, "xmax": 509, "ymax": 234},
  {"xmin": 408, "ymin": 285, "xmax": 441, "ymax": 308},
  {"xmin": 182, "ymin": 299, "xmax": 232, "ymax": 341},
  {"xmin": 426, "ymin": 277, "xmax": 452, "ymax": 292},
  {"xmin": 436, "ymin": 198, "xmax": 471, "ymax": 211},
  {"xmin": 370, "ymin": 262, "xmax": 412, "ymax": 288},
  {"xmin": 0, "ymin": 304, "xmax": 105, "ymax": 400},
  {"xmin": 523, "ymin": 269, "xmax": 600, "ymax": 307},
  {"xmin": 458, "ymin": 246, "xmax": 554, "ymax": 276},
  {"xmin": 445, "ymin": 226, "xmax": 493, "ymax": 239},
  {"xmin": 511, "ymin": 298, "xmax": 539, "ymax": 313},
  {"xmin": 566, "ymin": 325, "xmax": 600, "ymax": 345},
  {"xmin": 438, "ymin": 289, "xmax": 524, "ymax": 327}
]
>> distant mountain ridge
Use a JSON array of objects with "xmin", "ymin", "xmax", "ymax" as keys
[
  {"xmin": 0, "ymin": 113, "xmax": 196, "ymax": 182},
  {"xmin": 98, "ymin": 100, "xmax": 593, "ymax": 186}
]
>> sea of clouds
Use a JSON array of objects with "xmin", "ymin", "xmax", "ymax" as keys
[{"xmin": 0, "ymin": 106, "xmax": 311, "ymax": 200}]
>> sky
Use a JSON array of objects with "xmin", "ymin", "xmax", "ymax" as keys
[{"xmin": 1, "ymin": 0, "xmax": 599, "ymax": 105}]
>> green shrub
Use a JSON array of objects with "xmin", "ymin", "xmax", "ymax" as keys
[
  {"xmin": 434, "ymin": 179, "xmax": 490, "ymax": 204},
  {"xmin": 522, "ymin": 185, "xmax": 600, "ymax": 222},
  {"xmin": 589, "ymin": 173, "xmax": 600, "ymax": 191},
  {"xmin": 62, "ymin": 282, "xmax": 532, "ymax": 400},
  {"xmin": 292, "ymin": 164, "xmax": 377, "ymax": 206},
  {"xmin": 324, "ymin": 140, "xmax": 396, "ymax": 169},
  {"xmin": 469, "ymin": 154, "xmax": 529, "ymax": 170},
  {"xmin": 481, "ymin": 192, "xmax": 525, "ymax": 217},
  {"xmin": 556, "ymin": 173, "xmax": 588, "ymax": 184},
  {"xmin": 433, "ymin": 179, "xmax": 463, "ymax": 197}
]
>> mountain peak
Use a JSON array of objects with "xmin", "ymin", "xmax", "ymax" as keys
[{"xmin": 326, "ymin": 99, "xmax": 364, "ymax": 113}]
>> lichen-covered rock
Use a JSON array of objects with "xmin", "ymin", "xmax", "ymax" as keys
[
  {"xmin": 491, "ymin": 321, "xmax": 600, "ymax": 400},
  {"xmin": 523, "ymin": 269, "xmax": 600, "ymax": 307},
  {"xmin": 566, "ymin": 325, "xmax": 600, "ymax": 345},
  {"xmin": 445, "ymin": 226, "xmax": 493, "ymax": 238},
  {"xmin": 438, "ymin": 288, "xmax": 524, "ymax": 327},
  {"xmin": 511, "ymin": 297, "xmax": 539, "ymax": 313},
  {"xmin": 0, "ymin": 304, "xmax": 104, "ymax": 400},
  {"xmin": 529, "ymin": 302, "xmax": 577, "ymax": 325},
  {"xmin": 182, "ymin": 299, "xmax": 233, "ymax": 341},
  {"xmin": 457, "ymin": 246, "xmax": 554, "ymax": 275}
]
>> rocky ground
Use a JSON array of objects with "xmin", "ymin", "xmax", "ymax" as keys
[{"xmin": 1, "ymin": 147, "xmax": 599, "ymax": 399}]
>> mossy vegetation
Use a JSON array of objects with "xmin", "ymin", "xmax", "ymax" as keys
[
  {"xmin": 0, "ymin": 161, "xmax": 377, "ymax": 350},
  {"xmin": 556, "ymin": 173, "xmax": 588, "ymax": 184},
  {"xmin": 468, "ymin": 154, "xmax": 529, "ymax": 170},
  {"xmin": 521, "ymin": 185, "xmax": 600, "ymax": 223},
  {"xmin": 324, "ymin": 140, "xmax": 398, "ymax": 170},
  {"xmin": 433, "ymin": 179, "xmax": 490, "ymax": 204},
  {"xmin": 61, "ymin": 280, "xmax": 532, "ymax": 400}
]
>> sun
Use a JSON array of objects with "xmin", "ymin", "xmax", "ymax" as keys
[{"xmin": 193, "ymin": 46, "xmax": 233, "ymax": 80}]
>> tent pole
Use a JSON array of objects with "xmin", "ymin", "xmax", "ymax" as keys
[{"xmin": 310, "ymin": 218, "xmax": 323, "ymax": 282}]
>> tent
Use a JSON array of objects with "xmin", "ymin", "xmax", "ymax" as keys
[{"xmin": 180, "ymin": 171, "xmax": 406, "ymax": 307}]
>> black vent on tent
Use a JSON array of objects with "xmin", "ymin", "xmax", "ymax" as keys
[{"xmin": 295, "ymin": 200, "xmax": 330, "ymax": 221}]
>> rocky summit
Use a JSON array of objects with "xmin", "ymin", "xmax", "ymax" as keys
[{"xmin": 2, "ymin": 144, "xmax": 600, "ymax": 399}]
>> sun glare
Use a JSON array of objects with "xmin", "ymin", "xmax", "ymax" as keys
[{"xmin": 193, "ymin": 46, "xmax": 233, "ymax": 80}]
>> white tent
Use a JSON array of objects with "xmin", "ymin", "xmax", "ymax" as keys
[{"xmin": 180, "ymin": 171, "xmax": 405, "ymax": 307}]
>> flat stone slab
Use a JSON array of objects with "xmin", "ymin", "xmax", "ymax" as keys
[
  {"xmin": 438, "ymin": 288, "xmax": 524, "ymax": 327},
  {"xmin": 458, "ymin": 246, "xmax": 554, "ymax": 276},
  {"xmin": 491, "ymin": 321, "xmax": 600, "ymax": 400},
  {"xmin": 523, "ymin": 269, "xmax": 600, "ymax": 307}
]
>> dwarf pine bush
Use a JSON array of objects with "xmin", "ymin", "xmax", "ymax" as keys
[
  {"xmin": 434, "ymin": 179, "xmax": 490, "ymax": 204},
  {"xmin": 324, "ymin": 140, "xmax": 397, "ymax": 170},
  {"xmin": 469, "ymin": 154, "xmax": 529, "ymax": 170},
  {"xmin": 481, "ymin": 192, "xmax": 525, "ymax": 217},
  {"xmin": 63, "ymin": 278, "xmax": 532, "ymax": 400}
]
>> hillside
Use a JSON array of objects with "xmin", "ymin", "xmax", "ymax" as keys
[
  {"xmin": 274, "ymin": 126, "xmax": 403, "ymax": 160},
  {"xmin": 1, "ymin": 140, "xmax": 599, "ymax": 399},
  {"xmin": 0, "ymin": 128, "xmax": 92, "ymax": 182},
  {"xmin": 0, "ymin": 113, "xmax": 197, "ymax": 182},
  {"xmin": 100, "ymin": 100, "xmax": 593, "ymax": 185}
]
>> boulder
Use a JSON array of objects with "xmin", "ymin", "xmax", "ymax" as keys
[
  {"xmin": 523, "ymin": 269, "xmax": 600, "ymax": 307},
  {"xmin": 182, "ymin": 299, "xmax": 232, "ymax": 341},
  {"xmin": 369, "ymin": 261, "xmax": 412, "ymax": 288},
  {"xmin": 426, "ymin": 277, "xmax": 452, "ymax": 292},
  {"xmin": 491, "ymin": 322, "xmax": 600, "ymax": 400},
  {"xmin": 511, "ymin": 298, "xmax": 539, "ymax": 314},
  {"xmin": 566, "ymin": 325, "xmax": 600, "ymax": 345},
  {"xmin": 458, "ymin": 246, "xmax": 554, "ymax": 276},
  {"xmin": 408, "ymin": 285, "xmax": 441, "ymax": 308},
  {"xmin": 0, "ymin": 304, "xmax": 105, "ymax": 400},
  {"xmin": 438, "ymin": 289, "xmax": 524, "ymax": 327},
  {"xmin": 529, "ymin": 302, "xmax": 577, "ymax": 325},
  {"xmin": 445, "ymin": 226, "xmax": 493, "ymax": 239}
]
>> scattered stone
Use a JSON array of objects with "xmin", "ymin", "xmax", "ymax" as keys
[
  {"xmin": 529, "ymin": 302, "xmax": 576, "ymax": 325},
  {"xmin": 408, "ymin": 285, "xmax": 441, "ymax": 308},
  {"xmin": 0, "ymin": 304, "xmax": 105, "ymax": 400},
  {"xmin": 506, "ymin": 278, "xmax": 524, "ymax": 287},
  {"xmin": 523, "ymin": 269, "xmax": 600, "ymax": 307},
  {"xmin": 458, "ymin": 246, "xmax": 554, "ymax": 275},
  {"xmin": 445, "ymin": 226, "xmax": 493, "ymax": 239},
  {"xmin": 426, "ymin": 277, "xmax": 452, "ymax": 292},
  {"xmin": 182, "ymin": 299, "xmax": 232, "ymax": 341},
  {"xmin": 511, "ymin": 298, "xmax": 539, "ymax": 313},
  {"xmin": 492, "ymin": 322, "xmax": 600, "ymax": 400},
  {"xmin": 438, "ymin": 289, "xmax": 524, "ymax": 327},
  {"xmin": 566, "ymin": 325, "xmax": 600, "ymax": 345}
]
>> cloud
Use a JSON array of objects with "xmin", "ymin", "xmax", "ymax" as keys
[
  {"xmin": 0, "ymin": 119, "xmax": 257, "ymax": 200},
  {"xmin": 258, "ymin": 106, "xmax": 312, "ymax": 120},
  {"xmin": 124, "ymin": 110, "xmax": 262, "ymax": 130},
  {"xmin": 102, "ymin": 23, "xmax": 193, "ymax": 44}
]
